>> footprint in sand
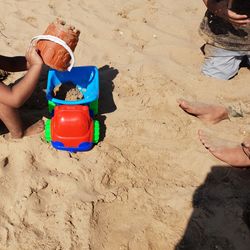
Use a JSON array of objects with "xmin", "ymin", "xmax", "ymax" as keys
[
  {"xmin": 0, "ymin": 156, "xmax": 9, "ymax": 179},
  {"xmin": 24, "ymin": 16, "xmax": 38, "ymax": 28},
  {"xmin": 0, "ymin": 213, "xmax": 14, "ymax": 248}
]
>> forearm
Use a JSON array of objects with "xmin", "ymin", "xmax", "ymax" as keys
[
  {"xmin": 0, "ymin": 55, "xmax": 27, "ymax": 72},
  {"xmin": 203, "ymin": 0, "xmax": 229, "ymax": 18},
  {"xmin": 10, "ymin": 65, "xmax": 42, "ymax": 107}
]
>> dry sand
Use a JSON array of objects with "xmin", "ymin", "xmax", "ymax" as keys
[{"xmin": 0, "ymin": 0, "xmax": 250, "ymax": 249}]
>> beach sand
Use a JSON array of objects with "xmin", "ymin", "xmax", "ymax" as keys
[{"xmin": 1, "ymin": 0, "xmax": 250, "ymax": 249}]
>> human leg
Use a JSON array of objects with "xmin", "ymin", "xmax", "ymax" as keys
[
  {"xmin": 0, "ymin": 103, "xmax": 44, "ymax": 138},
  {"xmin": 177, "ymin": 99, "xmax": 229, "ymax": 124},
  {"xmin": 198, "ymin": 130, "xmax": 250, "ymax": 167}
]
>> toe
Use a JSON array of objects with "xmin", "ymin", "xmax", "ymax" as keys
[
  {"xmin": 208, "ymin": 146, "xmax": 216, "ymax": 152},
  {"xmin": 177, "ymin": 98, "xmax": 183, "ymax": 104},
  {"xmin": 242, "ymin": 140, "xmax": 250, "ymax": 148},
  {"xmin": 178, "ymin": 99, "xmax": 189, "ymax": 109},
  {"xmin": 198, "ymin": 129, "xmax": 206, "ymax": 140}
]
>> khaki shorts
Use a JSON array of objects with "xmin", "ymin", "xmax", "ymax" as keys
[{"xmin": 202, "ymin": 44, "xmax": 250, "ymax": 80}]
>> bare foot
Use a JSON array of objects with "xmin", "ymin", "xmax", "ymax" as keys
[
  {"xmin": 23, "ymin": 120, "xmax": 44, "ymax": 136},
  {"xmin": 198, "ymin": 129, "xmax": 250, "ymax": 167},
  {"xmin": 177, "ymin": 99, "xmax": 229, "ymax": 124}
]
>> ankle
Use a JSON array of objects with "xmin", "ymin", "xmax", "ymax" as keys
[
  {"xmin": 220, "ymin": 107, "xmax": 229, "ymax": 119},
  {"xmin": 11, "ymin": 130, "xmax": 24, "ymax": 139}
]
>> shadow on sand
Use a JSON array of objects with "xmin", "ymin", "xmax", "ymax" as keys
[
  {"xmin": 97, "ymin": 65, "xmax": 119, "ymax": 141},
  {"xmin": 175, "ymin": 166, "xmax": 250, "ymax": 250},
  {"xmin": 0, "ymin": 65, "xmax": 50, "ymax": 135}
]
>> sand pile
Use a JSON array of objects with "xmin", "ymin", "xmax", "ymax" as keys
[{"xmin": 52, "ymin": 82, "xmax": 83, "ymax": 101}]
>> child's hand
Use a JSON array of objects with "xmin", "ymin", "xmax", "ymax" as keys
[
  {"xmin": 227, "ymin": 9, "xmax": 250, "ymax": 26},
  {"xmin": 204, "ymin": 0, "xmax": 250, "ymax": 27},
  {"xmin": 25, "ymin": 44, "xmax": 43, "ymax": 68}
]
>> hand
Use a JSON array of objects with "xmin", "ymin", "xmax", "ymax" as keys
[
  {"xmin": 226, "ymin": 9, "xmax": 250, "ymax": 26},
  {"xmin": 205, "ymin": 0, "xmax": 250, "ymax": 27},
  {"xmin": 25, "ymin": 44, "xmax": 43, "ymax": 68}
]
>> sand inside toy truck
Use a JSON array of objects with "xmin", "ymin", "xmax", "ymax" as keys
[{"xmin": 52, "ymin": 82, "xmax": 83, "ymax": 101}]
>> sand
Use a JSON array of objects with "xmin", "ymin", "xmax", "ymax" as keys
[
  {"xmin": 53, "ymin": 82, "xmax": 83, "ymax": 101},
  {"xmin": 1, "ymin": 0, "xmax": 250, "ymax": 249}
]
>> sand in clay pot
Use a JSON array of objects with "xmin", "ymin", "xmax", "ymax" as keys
[
  {"xmin": 52, "ymin": 82, "xmax": 83, "ymax": 101},
  {"xmin": 37, "ymin": 19, "xmax": 80, "ymax": 71}
]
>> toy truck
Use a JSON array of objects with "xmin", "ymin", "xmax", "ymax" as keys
[
  {"xmin": 45, "ymin": 105, "xmax": 99, "ymax": 152},
  {"xmin": 44, "ymin": 66, "xmax": 100, "ymax": 152}
]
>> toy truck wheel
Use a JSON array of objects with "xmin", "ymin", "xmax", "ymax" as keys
[
  {"xmin": 48, "ymin": 100, "xmax": 56, "ymax": 113},
  {"xmin": 45, "ymin": 119, "xmax": 52, "ymax": 142},
  {"xmin": 89, "ymin": 99, "xmax": 98, "ymax": 115},
  {"xmin": 93, "ymin": 120, "xmax": 100, "ymax": 143}
]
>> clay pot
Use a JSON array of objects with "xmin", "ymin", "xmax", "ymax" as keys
[{"xmin": 36, "ymin": 19, "xmax": 80, "ymax": 71}]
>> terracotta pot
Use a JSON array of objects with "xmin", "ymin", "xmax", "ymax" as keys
[{"xmin": 36, "ymin": 19, "xmax": 80, "ymax": 71}]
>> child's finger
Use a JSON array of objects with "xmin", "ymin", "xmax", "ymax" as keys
[
  {"xmin": 229, "ymin": 18, "xmax": 250, "ymax": 25},
  {"xmin": 26, "ymin": 44, "xmax": 33, "ymax": 55},
  {"xmin": 229, "ymin": 18, "xmax": 250, "ymax": 24},
  {"xmin": 31, "ymin": 40, "xmax": 37, "ymax": 47},
  {"xmin": 228, "ymin": 10, "xmax": 248, "ymax": 20},
  {"xmin": 26, "ymin": 45, "xmax": 36, "ymax": 59}
]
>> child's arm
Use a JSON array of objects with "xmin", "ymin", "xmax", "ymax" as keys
[
  {"xmin": 0, "ymin": 46, "xmax": 43, "ymax": 108},
  {"xmin": 203, "ymin": 0, "xmax": 250, "ymax": 26},
  {"xmin": 0, "ymin": 55, "xmax": 28, "ymax": 72},
  {"xmin": 203, "ymin": 0, "xmax": 228, "ymax": 18}
]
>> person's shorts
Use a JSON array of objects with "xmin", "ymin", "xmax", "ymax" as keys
[{"xmin": 202, "ymin": 44, "xmax": 250, "ymax": 80}]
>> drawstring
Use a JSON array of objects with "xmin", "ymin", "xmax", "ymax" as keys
[{"xmin": 30, "ymin": 35, "xmax": 75, "ymax": 71}]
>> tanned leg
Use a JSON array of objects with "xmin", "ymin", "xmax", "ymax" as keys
[
  {"xmin": 198, "ymin": 129, "xmax": 250, "ymax": 167},
  {"xmin": 0, "ymin": 103, "xmax": 44, "ymax": 138},
  {"xmin": 177, "ymin": 99, "xmax": 229, "ymax": 124}
]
